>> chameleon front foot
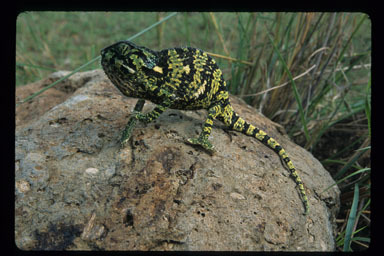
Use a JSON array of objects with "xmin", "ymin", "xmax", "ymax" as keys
[
  {"xmin": 186, "ymin": 137, "xmax": 215, "ymax": 154},
  {"xmin": 120, "ymin": 115, "xmax": 139, "ymax": 148}
]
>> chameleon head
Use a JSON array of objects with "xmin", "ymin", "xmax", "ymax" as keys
[{"xmin": 101, "ymin": 40, "xmax": 158, "ymax": 79}]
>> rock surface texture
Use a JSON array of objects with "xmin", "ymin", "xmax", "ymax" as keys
[{"xmin": 15, "ymin": 70, "xmax": 340, "ymax": 251}]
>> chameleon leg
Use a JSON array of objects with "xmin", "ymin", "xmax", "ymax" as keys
[
  {"xmin": 186, "ymin": 105, "xmax": 221, "ymax": 153},
  {"xmin": 120, "ymin": 99, "xmax": 145, "ymax": 147},
  {"xmin": 120, "ymin": 96, "xmax": 174, "ymax": 147}
]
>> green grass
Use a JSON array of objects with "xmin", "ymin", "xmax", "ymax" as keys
[{"xmin": 16, "ymin": 12, "xmax": 371, "ymax": 251}]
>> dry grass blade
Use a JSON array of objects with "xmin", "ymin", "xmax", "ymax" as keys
[
  {"xmin": 209, "ymin": 12, "xmax": 230, "ymax": 57},
  {"xmin": 206, "ymin": 51, "xmax": 253, "ymax": 66},
  {"xmin": 242, "ymin": 64, "xmax": 316, "ymax": 97}
]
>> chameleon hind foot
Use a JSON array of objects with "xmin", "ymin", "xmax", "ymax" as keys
[{"xmin": 186, "ymin": 137, "xmax": 215, "ymax": 155}]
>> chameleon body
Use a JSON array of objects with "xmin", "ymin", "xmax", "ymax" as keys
[{"xmin": 101, "ymin": 40, "xmax": 309, "ymax": 215}]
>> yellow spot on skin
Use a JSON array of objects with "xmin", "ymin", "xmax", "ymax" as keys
[
  {"xmin": 267, "ymin": 138, "xmax": 278, "ymax": 148},
  {"xmin": 233, "ymin": 118, "xmax": 245, "ymax": 131},
  {"xmin": 279, "ymin": 150, "xmax": 288, "ymax": 158},
  {"xmin": 246, "ymin": 125, "xmax": 255, "ymax": 135},
  {"xmin": 183, "ymin": 65, "xmax": 190, "ymax": 74},
  {"xmin": 255, "ymin": 132, "xmax": 265, "ymax": 141},
  {"xmin": 203, "ymin": 127, "xmax": 212, "ymax": 133},
  {"xmin": 287, "ymin": 161, "xmax": 295, "ymax": 170},
  {"xmin": 222, "ymin": 104, "xmax": 234, "ymax": 125},
  {"xmin": 258, "ymin": 130, "xmax": 267, "ymax": 136},
  {"xmin": 153, "ymin": 66, "xmax": 163, "ymax": 74},
  {"xmin": 193, "ymin": 80, "xmax": 206, "ymax": 98}
]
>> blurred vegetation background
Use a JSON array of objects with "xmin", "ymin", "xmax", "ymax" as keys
[{"xmin": 16, "ymin": 12, "xmax": 371, "ymax": 251}]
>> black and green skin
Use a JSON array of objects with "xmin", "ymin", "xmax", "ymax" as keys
[{"xmin": 101, "ymin": 40, "xmax": 309, "ymax": 215}]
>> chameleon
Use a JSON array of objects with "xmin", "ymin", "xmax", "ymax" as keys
[{"xmin": 100, "ymin": 40, "xmax": 309, "ymax": 215}]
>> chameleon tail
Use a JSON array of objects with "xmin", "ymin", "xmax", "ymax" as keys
[{"xmin": 227, "ymin": 110, "xmax": 309, "ymax": 215}]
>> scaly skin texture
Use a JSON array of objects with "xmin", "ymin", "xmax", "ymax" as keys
[{"xmin": 101, "ymin": 40, "xmax": 309, "ymax": 215}]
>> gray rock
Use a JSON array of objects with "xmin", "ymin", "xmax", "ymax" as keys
[{"xmin": 15, "ymin": 70, "xmax": 340, "ymax": 251}]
